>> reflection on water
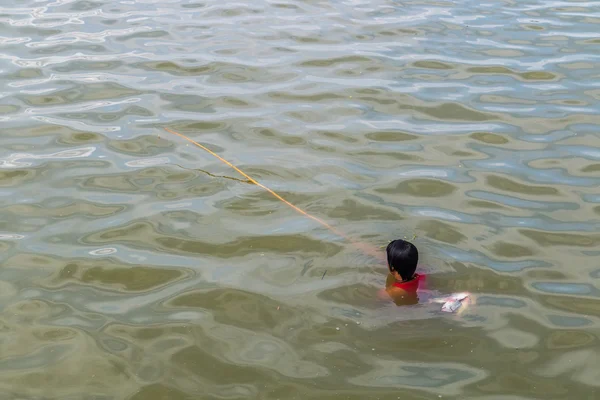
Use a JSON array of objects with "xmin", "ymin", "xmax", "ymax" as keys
[{"xmin": 0, "ymin": 0, "xmax": 599, "ymax": 398}]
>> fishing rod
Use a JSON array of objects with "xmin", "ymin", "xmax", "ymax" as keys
[{"xmin": 164, "ymin": 127, "xmax": 382, "ymax": 260}]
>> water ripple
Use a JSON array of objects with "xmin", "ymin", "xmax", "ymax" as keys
[{"xmin": 0, "ymin": 0, "xmax": 598, "ymax": 398}]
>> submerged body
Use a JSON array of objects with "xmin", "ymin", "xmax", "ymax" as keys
[{"xmin": 384, "ymin": 272, "xmax": 426, "ymax": 306}]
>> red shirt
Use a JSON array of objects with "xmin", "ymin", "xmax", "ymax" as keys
[{"xmin": 392, "ymin": 273, "xmax": 424, "ymax": 291}]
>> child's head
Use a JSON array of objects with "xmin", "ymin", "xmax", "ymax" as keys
[{"xmin": 386, "ymin": 239, "xmax": 418, "ymax": 281}]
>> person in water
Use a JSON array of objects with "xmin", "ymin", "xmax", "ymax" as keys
[
  {"xmin": 383, "ymin": 239, "xmax": 471, "ymax": 312},
  {"xmin": 384, "ymin": 239, "xmax": 425, "ymax": 305}
]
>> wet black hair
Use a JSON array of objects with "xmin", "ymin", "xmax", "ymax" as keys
[{"xmin": 386, "ymin": 239, "xmax": 418, "ymax": 281}]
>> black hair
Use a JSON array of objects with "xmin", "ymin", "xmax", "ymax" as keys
[{"xmin": 386, "ymin": 239, "xmax": 418, "ymax": 281}]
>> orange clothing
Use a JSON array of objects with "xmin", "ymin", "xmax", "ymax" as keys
[
  {"xmin": 384, "ymin": 273, "xmax": 425, "ymax": 306},
  {"xmin": 391, "ymin": 273, "xmax": 424, "ymax": 291}
]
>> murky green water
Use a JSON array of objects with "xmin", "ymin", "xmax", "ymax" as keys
[{"xmin": 1, "ymin": 0, "xmax": 599, "ymax": 398}]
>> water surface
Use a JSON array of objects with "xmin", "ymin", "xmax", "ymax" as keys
[{"xmin": 0, "ymin": 0, "xmax": 599, "ymax": 399}]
